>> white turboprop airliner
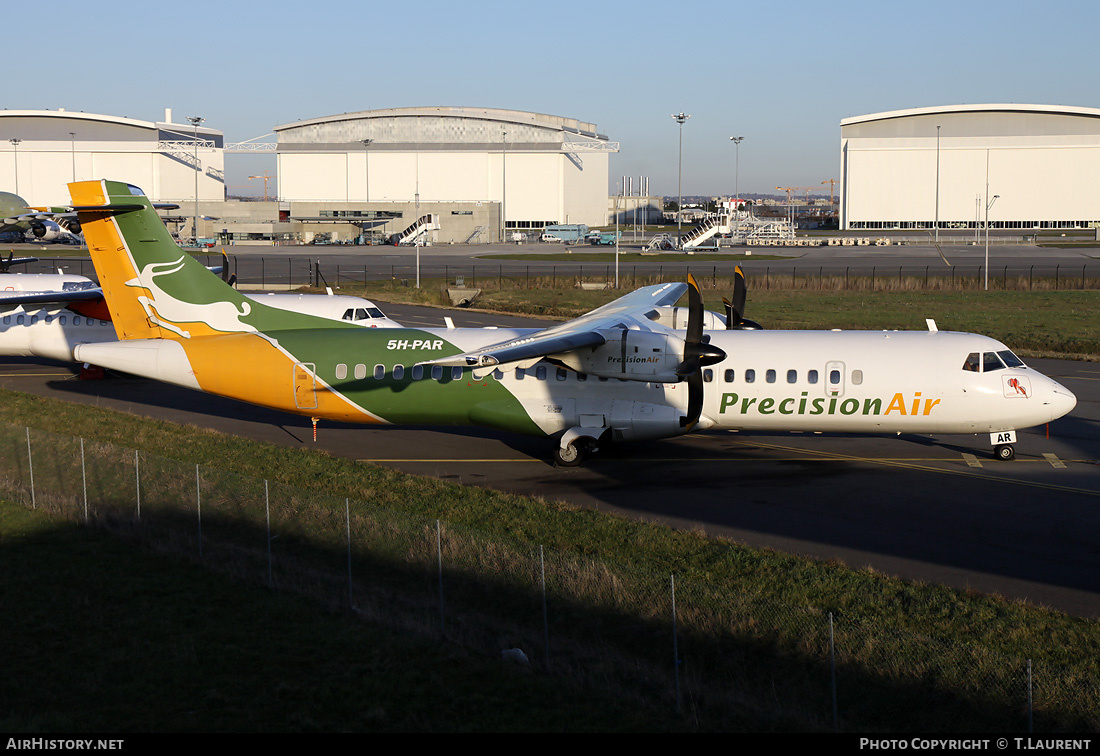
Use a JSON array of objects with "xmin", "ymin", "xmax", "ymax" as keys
[
  {"xmin": 0, "ymin": 273, "xmax": 401, "ymax": 363},
  {"xmin": 62, "ymin": 179, "xmax": 1078, "ymax": 465}
]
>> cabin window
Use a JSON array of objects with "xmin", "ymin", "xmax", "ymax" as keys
[
  {"xmin": 851, "ymin": 370, "xmax": 863, "ymax": 385},
  {"xmin": 393, "ymin": 365, "xmax": 405, "ymax": 380},
  {"xmin": 335, "ymin": 364, "xmax": 348, "ymax": 380},
  {"xmin": 536, "ymin": 366, "xmax": 547, "ymax": 380},
  {"xmin": 58, "ymin": 316, "xmax": 66, "ymax": 325},
  {"xmin": 962, "ymin": 353, "xmax": 980, "ymax": 372},
  {"xmin": 71, "ymin": 316, "xmax": 78, "ymax": 325},
  {"xmin": 807, "ymin": 369, "xmax": 818, "ymax": 384},
  {"xmin": 101, "ymin": 320, "xmax": 109, "ymax": 326},
  {"xmin": 412, "ymin": 365, "xmax": 424, "ymax": 380},
  {"xmin": 452, "ymin": 367, "xmax": 463, "ymax": 380},
  {"xmin": 724, "ymin": 369, "xmax": 735, "ymax": 383},
  {"xmin": 766, "ymin": 369, "xmax": 776, "ymax": 384},
  {"xmin": 830, "ymin": 369, "xmax": 841, "ymax": 385},
  {"xmin": 44, "ymin": 316, "xmax": 52, "ymax": 324},
  {"xmin": 983, "ymin": 352, "xmax": 1006, "ymax": 372},
  {"xmin": 787, "ymin": 369, "xmax": 797, "ymax": 384},
  {"xmin": 431, "ymin": 365, "xmax": 443, "ymax": 380},
  {"xmin": 30, "ymin": 316, "xmax": 37, "ymax": 325},
  {"xmin": 745, "ymin": 369, "xmax": 755, "ymax": 383},
  {"xmin": 371, "ymin": 364, "xmax": 383, "ymax": 380},
  {"xmin": 556, "ymin": 367, "xmax": 568, "ymax": 381},
  {"xmin": 515, "ymin": 368, "xmax": 525, "ymax": 380},
  {"xmin": 576, "ymin": 373, "xmax": 587, "ymax": 381},
  {"xmin": 998, "ymin": 350, "xmax": 1025, "ymax": 368},
  {"xmin": 703, "ymin": 369, "xmax": 713, "ymax": 383},
  {"xmin": 493, "ymin": 369, "xmax": 504, "ymax": 380}
]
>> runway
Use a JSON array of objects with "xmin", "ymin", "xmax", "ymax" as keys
[{"xmin": 1, "ymin": 301, "xmax": 1097, "ymax": 618}]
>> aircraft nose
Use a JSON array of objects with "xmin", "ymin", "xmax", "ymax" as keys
[{"xmin": 1050, "ymin": 384, "xmax": 1077, "ymax": 422}]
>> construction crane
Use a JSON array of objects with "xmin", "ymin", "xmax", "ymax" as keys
[
  {"xmin": 821, "ymin": 178, "xmax": 839, "ymax": 204},
  {"xmin": 248, "ymin": 172, "xmax": 275, "ymax": 201}
]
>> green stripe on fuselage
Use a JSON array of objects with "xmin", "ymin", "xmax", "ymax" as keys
[{"xmin": 269, "ymin": 327, "xmax": 544, "ymax": 435}]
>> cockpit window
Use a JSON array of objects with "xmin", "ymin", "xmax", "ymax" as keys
[
  {"xmin": 367, "ymin": 307, "xmax": 385, "ymax": 319},
  {"xmin": 962, "ymin": 353, "xmax": 980, "ymax": 372},
  {"xmin": 341, "ymin": 308, "xmax": 354, "ymax": 321},
  {"xmin": 983, "ymin": 352, "xmax": 1006, "ymax": 372},
  {"xmin": 354, "ymin": 308, "xmax": 369, "ymax": 320},
  {"xmin": 998, "ymin": 350, "xmax": 1025, "ymax": 368}
]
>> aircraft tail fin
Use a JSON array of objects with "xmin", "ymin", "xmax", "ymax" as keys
[{"xmin": 69, "ymin": 180, "xmax": 339, "ymax": 341}]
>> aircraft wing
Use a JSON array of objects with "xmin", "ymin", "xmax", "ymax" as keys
[
  {"xmin": 0, "ymin": 287, "xmax": 104, "ymax": 308},
  {"xmin": 419, "ymin": 282, "xmax": 687, "ymax": 368}
]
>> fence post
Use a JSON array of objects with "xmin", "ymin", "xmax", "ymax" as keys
[
  {"xmin": 671, "ymin": 573, "xmax": 681, "ymax": 716},
  {"xmin": 265, "ymin": 480, "xmax": 272, "ymax": 586},
  {"xmin": 135, "ymin": 450, "xmax": 141, "ymax": 519},
  {"xmin": 436, "ymin": 519, "xmax": 445, "ymax": 635},
  {"xmin": 830, "ymin": 611, "xmax": 838, "ymax": 732},
  {"xmin": 26, "ymin": 427, "xmax": 34, "ymax": 510},
  {"xmin": 196, "ymin": 463, "xmax": 203, "ymax": 559},
  {"xmin": 80, "ymin": 438, "xmax": 88, "ymax": 522},
  {"xmin": 1027, "ymin": 659, "xmax": 1033, "ymax": 733},
  {"xmin": 540, "ymin": 545, "xmax": 550, "ymax": 668},
  {"xmin": 346, "ymin": 498, "xmax": 353, "ymax": 609}
]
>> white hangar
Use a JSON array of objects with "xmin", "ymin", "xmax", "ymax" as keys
[
  {"xmin": 274, "ymin": 107, "xmax": 616, "ymax": 243},
  {"xmin": 0, "ymin": 109, "xmax": 224, "ymax": 209},
  {"xmin": 839, "ymin": 104, "xmax": 1100, "ymax": 231}
]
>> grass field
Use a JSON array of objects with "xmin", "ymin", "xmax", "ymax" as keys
[{"xmin": 1, "ymin": 390, "xmax": 1098, "ymax": 731}]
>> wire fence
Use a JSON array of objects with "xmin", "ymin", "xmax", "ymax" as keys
[{"xmin": 0, "ymin": 421, "xmax": 1096, "ymax": 732}]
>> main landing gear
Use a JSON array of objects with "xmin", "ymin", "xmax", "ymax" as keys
[{"xmin": 554, "ymin": 428, "xmax": 603, "ymax": 467}]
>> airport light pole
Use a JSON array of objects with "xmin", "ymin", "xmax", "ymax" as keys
[
  {"xmin": 729, "ymin": 136, "xmax": 744, "ymax": 202},
  {"xmin": 671, "ymin": 113, "xmax": 691, "ymax": 248},
  {"xmin": 501, "ymin": 129, "xmax": 507, "ymax": 244},
  {"xmin": 9, "ymin": 139, "xmax": 21, "ymax": 195},
  {"xmin": 934, "ymin": 125, "xmax": 941, "ymax": 242},
  {"xmin": 984, "ymin": 193, "xmax": 999, "ymax": 291},
  {"xmin": 361, "ymin": 139, "xmax": 373, "ymax": 204},
  {"xmin": 187, "ymin": 116, "xmax": 204, "ymax": 245}
]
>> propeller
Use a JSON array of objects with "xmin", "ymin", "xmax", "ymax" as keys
[
  {"xmin": 677, "ymin": 273, "xmax": 727, "ymax": 430},
  {"xmin": 220, "ymin": 250, "xmax": 237, "ymax": 288},
  {"xmin": 721, "ymin": 265, "xmax": 763, "ymax": 330}
]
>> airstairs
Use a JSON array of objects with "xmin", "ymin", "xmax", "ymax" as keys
[{"xmin": 396, "ymin": 214, "xmax": 440, "ymax": 245}]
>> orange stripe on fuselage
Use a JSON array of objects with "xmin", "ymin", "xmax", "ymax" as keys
[
  {"xmin": 180, "ymin": 332, "xmax": 384, "ymax": 423},
  {"xmin": 68, "ymin": 180, "xmax": 164, "ymax": 341}
]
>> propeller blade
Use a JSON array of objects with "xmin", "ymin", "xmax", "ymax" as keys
[
  {"xmin": 686, "ymin": 272, "xmax": 703, "ymax": 344},
  {"xmin": 221, "ymin": 251, "xmax": 230, "ymax": 283},
  {"xmin": 677, "ymin": 274, "xmax": 726, "ymax": 429},
  {"xmin": 680, "ymin": 369, "xmax": 704, "ymax": 429}
]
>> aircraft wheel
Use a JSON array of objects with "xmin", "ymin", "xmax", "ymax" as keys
[
  {"xmin": 553, "ymin": 441, "xmax": 585, "ymax": 467},
  {"xmin": 993, "ymin": 444, "xmax": 1015, "ymax": 461}
]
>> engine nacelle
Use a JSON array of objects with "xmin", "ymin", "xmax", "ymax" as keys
[
  {"xmin": 555, "ymin": 328, "xmax": 684, "ymax": 383},
  {"xmin": 31, "ymin": 220, "xmax": 62, "ymax": 240},
  {"xmin": 647, "ymin": 305, "xmax": 727, "ymax": 330}
]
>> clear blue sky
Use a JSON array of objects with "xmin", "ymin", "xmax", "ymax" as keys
[{"xmin": 12, "ymin": 0, "xmax": 1100, "ymax": 197}]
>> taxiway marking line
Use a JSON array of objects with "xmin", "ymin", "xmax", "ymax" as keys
[
  {"xmin": 731, "ymin": 440, "xmax": 1098, "ymax": 497},
  {"xmin": 0, "ymin": 372, "xmax": 75, "ymax": 377},
  {"xmin": 962, "ymin": 453, "xmax": 983, "ymax": 468},
  {"xmin": 1043, "ymin": 453, "xmax": 1067, "ymax": 469}
]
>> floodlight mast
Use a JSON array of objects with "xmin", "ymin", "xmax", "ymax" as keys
[{"xmin": 671, "ymin": 113, "xmax": 691, "ymax": 248}]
